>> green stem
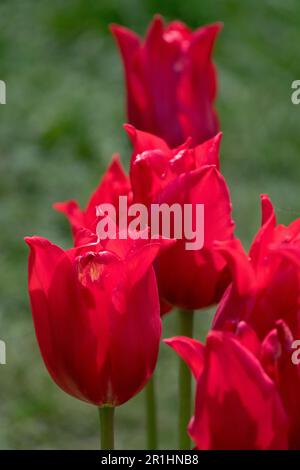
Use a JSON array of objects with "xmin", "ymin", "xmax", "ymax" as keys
[
  {"xmin": 178, "ymin": 308, "xmax": 194, "ymax": 450},
  {"xmin": 99, "ymin": 406, "xmax": 115, "ymax": 450},
  {"xmin": 145, "ymin": 375, "xmax": 158, "ymax": 449}
]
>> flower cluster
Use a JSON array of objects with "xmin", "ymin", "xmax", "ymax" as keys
[{"xmin": 25, "ymin": 16, "xmax": 300, "ymax": 449}]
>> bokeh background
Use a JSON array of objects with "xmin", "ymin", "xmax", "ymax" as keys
[{"xmin": 0, "ymin": 0, "xmax": 300, "ymax": 449}]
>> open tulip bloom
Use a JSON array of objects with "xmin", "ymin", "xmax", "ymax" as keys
[
  {"xmin": 165, "ymin": 317, "xmax": 300, "ymax": 449},
  {"xmin": 126, "ymin": 125, "xmax": 236, "ymax": 311},
  {"xmin": 25, "ymin": 228, "xmax": 172, "ymax": 448},
  {"xmin": 24, "ymin": 13, "xmax": 300, "ymax": 451}
]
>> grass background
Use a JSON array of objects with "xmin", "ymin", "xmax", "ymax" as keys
[{"xmin": 0, "ymin": 0, "xmax": 300, "ymax": 449}]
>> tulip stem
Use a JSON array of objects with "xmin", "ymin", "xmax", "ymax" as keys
[
  {"xmin": 178, "ymin": 309, "xmax": 194, "ymax": 450},
  {"xmin": 99, "ymin": 406, "xmax": 115, "ymax": 450},
  {"xmin": 145, "ymin": 375, "xmax": 158, "ymax": 449}
]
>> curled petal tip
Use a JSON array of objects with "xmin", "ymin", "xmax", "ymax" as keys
[
  {"xmin": 260, "ymin": 194, "xmax": 275, "ymax": 226},
  {"xmin": 164, "ymin": 336, "xmax": 204, "ymax": 379},
  {"xmin": 163, "ymin": 338, "xmax": 172, "ymax": 346},
  {"xmin": 24, "ymin": 236, "xmax": 33, "ymax": 246},
  {"xmin": 152, "ymin": 13, "xmax": 164, "ymax": 23},
  {"xmin": 53, "ymin": 199, "xmax": 78, "ymax": 213},
  {"xmin": 24, "ymin": 235, "xmax": 40, "ymax": 246},
  {"xmin": 260, "ymin": 193, "xmax": 271, "ymax": 202},
  {"xmin": 123, "ymin": 123, "xmax": 136, "ymax": 139},
  {"xmin": 111, "ymin": 152, "xmax": 121, "ymax": 163},
  {"xmin": 52, "ymin": 201, "xmax": 64, "ymax": 212},
  {"xmin": 109, "ymin": 23, "xmax": 137, "ymax": 38},
  {"xmin": 109, "ymin": 23, "xmax": 119, "ymax": 34},
  {"xmin": 24, "ymin": 235, "xmax": 51, "ymax": 250},
  {"xmin": 204, "ymin": 22, "xmax": 224, "ymax": 36},
  {"xmin": 146, "ymin": 14, "xmax": 164, "ymax": 36},
  {"xmin": 214, "ymin": 21, "xmax": 224, "ymax": 32}
]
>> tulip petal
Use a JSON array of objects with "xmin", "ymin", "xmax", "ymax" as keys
[
  {"xmin": 249, "ymin": 194, "xmax": 276, "ymax": 267},
  {"xmin": 53, "ymin": 200, "xmax": 84, "ymax": 237},
  {"xmin": 155, "ymin": 166, "xmax": 235, "ymax": 309},
  {"xmin": 54, "ymin": 155, "xmax": 131, "ymax": 239},
  {"xmin": 25, "ymin": 236, "xmax": 111, "ymax": 404},
  {"xmin": 125, "ymin": 124, "xmax": 170, "ymax": 160},
  {"xmin": 194, "ymin": 132, "xmax": 222, "ymax": 169},
  {"xmin": 213, "ymin": 238, "xmax": 256, "ymax": 296},
  {"xmin": 108, "ymin": 267, "xmax": 162, "ymax": 405},
  {"xmin": 110, "ymin": 24, "xmax": 144, "ymax": 126},
  {"xmin": 164, "ymin": 336, "xmax": 204, "ymax": 379},
  {"xmin": 25, "ymin": 236, "xmax": 83, "ymax": 398},
  {"xmin": 178, "ymin": 23, "xmax": 222, "ymax": 145},
  {"xmin": 85, "ymin": 154, "xmax": 131, "ymax": 226}
]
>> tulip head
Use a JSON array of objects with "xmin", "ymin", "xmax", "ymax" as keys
[
  {"xmin": 25, "ymin": 232, "xmax": 171, "ymax": 406},
  {"xmin": 111, "ymin": 16, "xmax": 221, "ymax": 147},
  {"xmin": 127, "ymin": 126, "xmax": 236, "ymax": 311},
  {"xmin": 165, "ymin": 326, "xmax": 289, "ymax": 449}
]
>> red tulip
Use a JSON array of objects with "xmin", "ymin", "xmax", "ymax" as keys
[
  {"xmin": 111, "ymin": 16, "xmax": 221, "ymax": 148},
  {"xmin": 219, "ymin": 320, "xmax": 300, "ymax": 449},
  {"xmin": 165, "ymin": 326, "xmax": 289, "ymax": 449},
  {"xmin": 25, "ymin": 231, "xmax": 171, "ymax": 406},
  {"xmin": 126, "ymin": 125, "xmax": 236, "ymax": 311},
  {"xmin": 54, "ymin": 155, "xmax": 132, "ymax": 242},
  {"xmin": 213, "ymin": 194, "xmax": 300, "ymax": 339}
]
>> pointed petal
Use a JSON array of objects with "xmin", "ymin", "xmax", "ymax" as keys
[
  {"xmin": 164, "ymin": 336, "xmax": 204, "ymax": 379},
  {"xmin": 249, "ymin": 194, "xmax": 276, "ymax": 266},
  {"xmin": 178, "ymin": 23, "xmax": 222, "ymax": 145},
  {"xmin": 85, "ymin": 154, "xmax": 131, "ymax": 229},
  {"xmin": 53, "ymin": 200, "xmax": 84, "ymax": 237},
  {"xmin": 214, "ymin": 238, "xmax": 256, "ymax": 296},
  {"xmin": 155, "ymin": 166, "xmax": 235, "ymax": 309},
  {"xmin": 25, "ymin": 236, "xmax": 110, "ymax": 405},
  {"xmin": 125, "ymin": 124, "xmax": 170, "ymax": 158},
  {"xmin": 194, "ymin": 132, "xmax": 222, "ymax": 169}
]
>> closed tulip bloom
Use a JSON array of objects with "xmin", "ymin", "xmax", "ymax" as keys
[
  {"xmin": 54, "ymin": 154, "xmax": 132, "ymax": 242},
  {"xmin": 213, "ymin": 194, "xmax": 300, "ymax": 339},
  {"xmin": 126, "ymin": 125, "xmax": 236, "ymax": 311},
  {"xmin": 111, "ymin": 16, "xmax": 221, "ymax": 147},
  {"xmin": 25, "ymin": 232, "xmax": 171, "ymax": 406},
  {"xmin": 165, "ymin": 326, "xmax": 288, "ymax": 449}
]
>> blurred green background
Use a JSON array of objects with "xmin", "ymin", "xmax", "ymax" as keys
[{"xmin": 0, "ymin": 0, "xmax": 300, "ymax": 449}]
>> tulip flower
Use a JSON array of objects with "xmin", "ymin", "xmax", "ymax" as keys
[
  {"xmin": 165, "ymin": 326, "xmax": 289, "ymax": 449},
  {"xmin": 126, "ymin": 124, "xmax": 239, "ymax": 448},
  {"xmin": 126, "ymin": 124, "xmax": 236, "ymax": 311},
  {"xmin": 214, "ymin": 317, "xmax": 300, "ymax": 449},
  {"xmin": 111, "ymin": 16, "xmax": 221, "ymax": 148},
  {"xmin": 54, "ymin": 154, "xmax": 132, "ymax": 242},
  {"xmin": 25, "ymin": 230, "xmax": 171, "ymax": 449},
  {"xmin": 213, "ymin": 194, "xmax": 300, "ymax": 339}
]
